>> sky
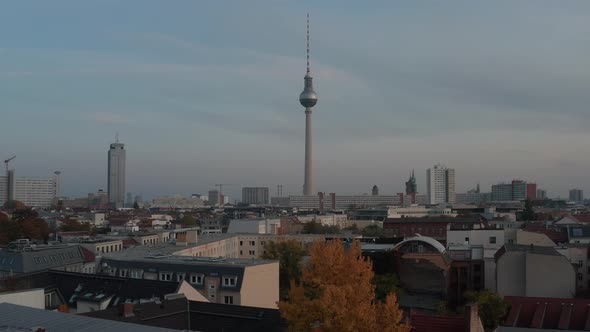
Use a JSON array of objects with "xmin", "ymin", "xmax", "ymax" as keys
[{"xmin": 2, "ymin": 1, "xmax": 590, "ymax": 201}]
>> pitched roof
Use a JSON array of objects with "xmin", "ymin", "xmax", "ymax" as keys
[
  {"xmin": 82, "ymin": 297, "xmax": 286, "ymax": 332},
  {"xmin": 0, "ymin": 303, "xmax": 176, "ymax": 332},
  {"xmin": 502, "ymin": 296, "xmax": 590, "ymax": 330}
]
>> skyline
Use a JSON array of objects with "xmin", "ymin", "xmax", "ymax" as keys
[{"xmin": 2, "ymin": 1, "xmax": 590, "ymax": 199}]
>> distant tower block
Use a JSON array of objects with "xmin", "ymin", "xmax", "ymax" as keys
[
  {"xmin": 372, "ymin": 185, "xmax": 379, "ymax": 196},
  {"xmin": 300, "ymin": 13, "xmax": 318, "ymax": 195}
]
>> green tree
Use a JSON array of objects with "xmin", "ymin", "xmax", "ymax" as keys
[
  {"xmin": 59, "ymin": 219, "xmax": 91, "ymax": 232},
  {"xmin": 180, "ymin": 214, "xmax": 197, "ymax": 226},
  {"xmin": 464, "ymin": 290, "xmax": 509, "ymax": 332},
  {"xmin": 362, "ymin": 224, "xmax": 383, "ymax": 237},
  {"xmin": 133, "ymin": 201, "xmax": 139, "ymax": 209},
  {"xmin": 372, "ymin": 273, "xmax": 402, "ymax": 302},
  {"xmin": 302, "ymin": 220, "xmax": 340, "ymax": 234},
  {"xmin": 262, "ymin": 240, "xmax": 306, "ymax": 299},
  {"xmin": 520, "ymin": 199, "xmax": 536, "ymax": 221}
]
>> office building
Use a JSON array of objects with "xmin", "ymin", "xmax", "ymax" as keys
[
  {"xmin": 536, "ymin": 189, "xmax": 547, "ymax": 200},
  {"xmin": 491, "ymin": 180, "xmax": 536, "ymax": 202},
  {"xmin": 426, "ymin": 164, "xmax": 456, "ymax": 205},
  {"xmin": 208, "ymin": 190, "xmax": 220, "ymax": 206},
  {"xmin": 107, "ymin": 139, "xmax": 126, "ymax": 209},
  {"xmin": 455, "ymin": 192, "xmax": 490, "ymax": 205},
  {"xmin": 0, "ymin": 170, "xmax": 59, "ymax": 208},
  {"xmin": 569, "ymin": 189, "xmax": 584, "ymax": 202},
  {"xmin": 242, "ymin": 187, "xmax": 270, "ymax": 205}
]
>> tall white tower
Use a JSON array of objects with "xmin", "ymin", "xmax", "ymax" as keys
[
  {"xmin": 108, "ymin": 136, "xmax": 126, "ymax": 209},
  {"xmin": 299, "ymin": 13, "xmax": 318, "ymax": 195}
]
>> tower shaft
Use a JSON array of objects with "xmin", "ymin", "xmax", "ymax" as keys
[{"xmin": 303, "ymin": 108, "xmax": 313, "ymax": 195}]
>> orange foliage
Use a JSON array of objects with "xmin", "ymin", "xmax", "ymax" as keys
[{"xmin": 278, "ymin": 240, "xmax": 410, "ymax": 332}]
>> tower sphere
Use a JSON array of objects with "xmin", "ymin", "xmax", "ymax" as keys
[{"xmin": 299, "ymin": 87, "xmax": 318, "ymax": 108}]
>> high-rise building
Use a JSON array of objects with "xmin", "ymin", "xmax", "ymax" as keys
[
  {"xmin": 107, "ymin": 138, "xmax": 126, "ymax": 209},
  {"xmin": 126, "ymin": 192, "xmax": 133, "ymax": 207},
  {"xmin": 569, "ymin": 189, "xmax": 584, "ymax": 202},
  {"xmin": 208, "ymin": 190, "xmax": 220, "ymax": 206},
  {"xmin": 300, "ymin": 14, "xmax": 318, "ymax": 196},
  {"xmin": 405, "ymin": 170, "xmax": 417, "ymax": 195},
  {"xmin": 242, "ymin": 187, "xmax": 270, "ymax": 205},
  {"xmin": 426, "ymin": 164, "xmax": 455, "ymax": 205},
  {"xmin": 491, "ymin": 180, "xmax": 536, "ymax": 202},
  {"xmin": 536, "ymin": 189, "xmax": 547, "ymax": 200},
  {"xmin": 0, "ymin": 170, "xmax": 59, "ymax": 208}
]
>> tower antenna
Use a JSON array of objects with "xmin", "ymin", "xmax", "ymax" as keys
[
  {"xmin": 115, "ymin": 132, "xmax": 119, "ymax": 143},
  {"xmin": 306, "ymin": 13, "xmax": 310, "ymax": 75}
]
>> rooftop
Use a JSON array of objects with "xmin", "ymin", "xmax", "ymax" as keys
[{"xmin": 0, "ymin": 303, "xmax": 176, "ymax": 332}]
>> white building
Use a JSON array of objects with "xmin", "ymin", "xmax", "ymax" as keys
[
  {"xmin": 152, "ymin": 196, "xmax": 204, "ymax": 209},
  {"xmin": 387, "ymin": 206, "xmax": 457, "ymax": 219},
  {"xmin": 107, "ymin": 140, "xmax": 126, "ymax": 209},
  {"xmin": 427, "ymin": 164, "xmax": 455, "ymax": 205},
  {"xmin": 0, "ymin": 171, "xmax": 59, "ymax": 208}
]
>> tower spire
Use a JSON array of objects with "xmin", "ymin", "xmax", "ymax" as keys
[{"xmin": 306, "ymin": 13, "xmax": 310, "ymax": 75}]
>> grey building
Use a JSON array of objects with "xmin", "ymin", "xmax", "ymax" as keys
[
  {"xmin": 242, "ymin": 187, "xmax": 269, "ymax": 205},
  {"xmin": 569, "ymin": 189, "xmax": 584, "ymax": 202},
  {"xmin": 426, "ymin": 164, "xmax": 456, "ymax": 205},
  {"xmin": 495, "ymin": 244, "xmax": 576, "ymax": 298},
  {"xmin": 208, "ymin": 190, "xmax": 220, "ymax": 206},
  {"xmin": 0, "ymin": 170, "xmax": 59, "ymax": 208},
  {"xmin": 108, "ymin": 139, "xmax": 126, "ymax": 209}
]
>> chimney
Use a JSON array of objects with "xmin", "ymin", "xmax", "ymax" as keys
[{"xmin": 120, "ymin": 303, "xmax": 134, "ymax": 318}]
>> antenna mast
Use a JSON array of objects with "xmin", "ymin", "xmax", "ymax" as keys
[{"xmin": 306, "ymin": 13, "xmax": 310, "ymax": 75}]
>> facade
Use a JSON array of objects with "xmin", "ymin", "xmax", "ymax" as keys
[
  {"xmin": 99, "ymin": 253, "xmax": 279, "ymax": 309},
  {"xmin": 227, "ymin": 218, "xmax": 281, "ymax": 234},
  {"xmin": 289, "ymin": 193, "xmax": 400, "ymax": 210},
  {"xmin": 569, "ymin": 188, "xmax": 584, "ymax": 202},
  {"xmin": 383, "ymin": 216, "xmax": 483, "ymax": 241},
  {"xmin": 536, "ymin": 188, "xmax": 547, "ymax": 200},
  {"xmin": 495, "ymin": 244, "xmax": 576, "ymax": 298},
  {"xmin": 107, "ymin": 141, "xmax": 126, "ymax": 209},
  {"xmin": 241, "ymin": 187, "xmax": 270, "ymax": 205},
  {"xmin": 455, "ymin": 192, "xmax": 490, "ymax": 205},
  {"xmin": 491, "ymin": 180, "xmax": 536, "ymax": 202},
  {"xmin": 208, "ymin": 190, "xmax": 220, "ymax": 206},
  {"xmin": 387, "ymin": 206, "xmax": 457, "ymax": 219},
  {"xmin": 426, "ymin": 164, "xmax": 456, "ymax": 205},
  {"xmin": 0, "ymin": 171, "xmax": 59, "ymax": 208}
]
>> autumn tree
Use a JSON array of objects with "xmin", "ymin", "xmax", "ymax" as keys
[
  {"xmin": 21, "ymin": 218, "xmax": 50, "ymax": 242},
  {"xmin": 302, "ymin": 221, "xmax": 340, "ymax": 234},
  {"xmin": 279, "ymin": 240, "xmax": 410, "ymax": 332},
  {"xmin": 262, "ymin": 240, "xmax": 306, "ymax": 299},
  {"xmin": 362, "ymin": 224, "xmax": 383, "ymax": 237},
  {"xmin": 520, "ymin": 199, "xmax": 536, "ymax": 221}
]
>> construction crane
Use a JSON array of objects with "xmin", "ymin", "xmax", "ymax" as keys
[{"xmin": 4, "ymin": 155, "xmax": 15, "ymax": 172}]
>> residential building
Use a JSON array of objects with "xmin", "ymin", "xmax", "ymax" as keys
[
  {"xmin": 227, "ymin": 218, "xmax": 281, "ymax": 234},
  {"xmin": 491, "ymin": 180, "xmax": 536, "ymax": 202},
  {"xmin": 455, "ymin": 192, "xmax": 490, "ymax": 205},
  {"xmin": 383, "ymin": 216, "xmax": 483, "ymax": 241},
  {"xmin": 289, "ymin": 193, "xmax": 400, "ymax": 210},
  {"xmin": 569, "ymin": 188, "xmax": 584, "ymax": 202},
  {"xmin": 0, "ymin": 170, "xmax": 59, "ymax": 208},
  {"xmin": 426, "ymin": 164, "xmax": 455, "ymax": 205},
  {"xmin": 79, "ymin": 239, "xmax": 124, "ymax": 256},
  {"xmin": 556, "ymin": 245, "xmax": 590, "ymax": 292},
  {"xmin": 242, "ymin": 187, "xmax": 270, "ymax": 205},
  {"xmin": 495, "ymin": 244, "xmax": 576, "ymax": 298},
  {"xmin": 99, "ymin": 251, "xmax": 279, "ymax": 309},
  {"xmin": 107, "ymin": 140, "xmax": 126, "ymax": 209},
  {"xmin": 82, "ymin": 297, "xmax": 286, "ymax": 332},
  {"xmin": 151, "ymin": 195, "xmax": 204, "ymax": 209},
  {"xmin": 0, "ymin": 241, "xmax": 93, "ymax": 278}
]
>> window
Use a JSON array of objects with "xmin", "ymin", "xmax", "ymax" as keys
[
  {"xmin": 239, "ymin": 241, "xmax": 243, "ymax": 246},
  {"xmin": 177, "ymin": 273, "xmax": 185, "ymax": 282},
  {"xmin": 249, "ymin": 241, "xmax": 256, "ymax": 246},
  {"xmin": 578, "ymin": 273, "xmax": 583, "ymax": 281},
  {"xmin": 249, "ymin": 250, "xmax": 255, "ymax": 256},
  {"xmin": 119, "ymin": 269, "xmax": 128, "ymax": 277},
  {"xmin": 261, "ymin": 241, "xmax": 265, "ymax": 246},
  {"xmin": 223, "ymin": 276, "xmax": 238, "ymax": 287},
  {"xmin": 160, "ymin": 272, "xmax": 172, "ymax": 281},
  {"xmin": 130, "ymin": 270, "xmax": 143, "ymax": 279},
  {"xmin": 224, "ymin": 295, "xmax": 234, "ymax": 304},
  {"xmin": 489, "ymin": 237, "xmax": 496, "ymax": 244},
  {"xmin": 239, "ymin": 250, "xmax": 243, "ymax": 255},
  {"xmin": 464, "ymin": 237, "xmax": 469, "ymax": 243},
  {"xmin": 209, "ymin": 294, "xmax": 216, "ymax": 300},
  {"xmin": 190, "ymin": 274, "xmax": 204, "ymax": 284}
]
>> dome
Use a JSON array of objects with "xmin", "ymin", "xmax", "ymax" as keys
[{"xmin": 299, "ymin": 89, "xmax": 318, "ymax": 108}]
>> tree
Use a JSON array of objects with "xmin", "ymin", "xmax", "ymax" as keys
[
  {"xmin": 133, "ymin": 201, "xmax": 139, "ymax": 210},
  {"xmin": 464, "ymin": 290, "xmax": 509, "ymax": 332},
  {"xmin": 302, "ymin": 220, "xmax": 340, "ymax": 234},
  {"xmin": 262, "ymin": 240, "xmax": 306, "ymax": 299},
  {"xmin": 180, "ymin": 214, "xmax": 197, "ymax": 226},
  {"xmin": 21, "ymin": 218, "xmax": 49, "ymax": 242},
  {"xmin": 372, "ymin": 273, "xmax": 402, "ymax": 302},
  {"xmin": 520, "ymin": 199, "xmax": 536, "ymax": 221},
  {"xmin": 362, "ymin": 224, "xmax": 383, "ymax": 237},
  {"xmin": 59, "ymin": 219, "xmax": 91, "ymax": 232},
  {"xmin": 279, "ymin": 240, "xmax": 410, "ymax": 332},
  {"xmin": 0, "ymin": 219, "xmax": 21, "ymax": 245}
]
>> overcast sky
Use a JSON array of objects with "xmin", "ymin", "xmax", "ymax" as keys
[{"xmin": 2, "ymin": 1, "xmax": 590, "ymax": 200}]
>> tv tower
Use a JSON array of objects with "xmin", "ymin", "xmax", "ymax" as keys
[{"xmin": 300, "ymin": 13, "xmax": 318, "ymax": 195}]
